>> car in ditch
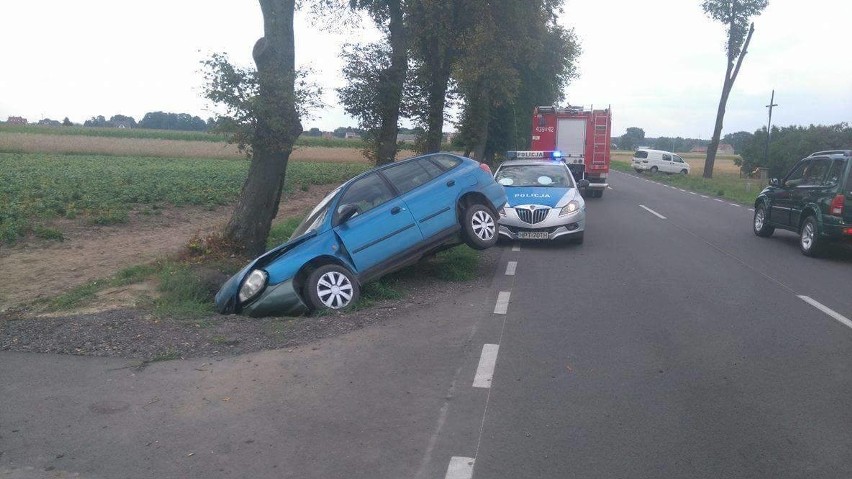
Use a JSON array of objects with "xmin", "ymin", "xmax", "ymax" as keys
[
  {"xmin": 493, "ymin": 152, "xmax": 589, "ymax": 243},
  {"xmin": 215, "ymin": 153, "xmax": 508, "ymax": 316},
  {"xmin": 753, "ymin": 150, "xmax": 852, "ymax": 256}
]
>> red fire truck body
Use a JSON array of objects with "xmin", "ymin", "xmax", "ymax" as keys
[{"xmin": 529, "ymin": 105, "xmax": 611, "ymax": 198}]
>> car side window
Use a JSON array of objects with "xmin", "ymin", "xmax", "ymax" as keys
[
  {"xmin": 381, "ymin": 161, "xmax": 435, "ymax": 195},
  {"xmin": 823, "ymin": 159, "xmax": 846, "ymax": 186},
  {"xmin": 802, "ymin": 159, "xmax": 830, "ymax": 186},
  {"xmin": 662, "ymin": 154, "xmax": 672, "ymax": 161},
  {"xmin": 417, "ymin": 157, "xmax": 445, "ymax": 178},
  {"xmin": 673, "ymin": 155, "xmax": 684, "ymax": 163},
  {"xmin": 429, "ymin": 154, "xmax": 462, "ymax": 171},
  {"xmin": 784, "ymin": 161, "xmax": 810, "ymax": 187},
  {"xmin": 337, "ymin": 173, "xmax": 395, "ymax": 217}
]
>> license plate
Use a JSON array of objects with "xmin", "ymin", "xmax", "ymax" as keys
[{"xmin": 517, "ymin": 231, "xmax": 549, "ymax": 240}]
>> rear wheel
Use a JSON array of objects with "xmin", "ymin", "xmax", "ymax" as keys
[
  {"xmin": 753, "ymin": 204, "xmax": 774, "ymax": 237},
  {"xmin": 305, "ymin": 264, "xmax": 360, "ymax": 311},
  {"xmin": 799, "ymin": 216, "xmax": 823, "ymax": 257},
  {"xmin": 462, "ymin": 203, "xmax": 497, "ymax": 250}
]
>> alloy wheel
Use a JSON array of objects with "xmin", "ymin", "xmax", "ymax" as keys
[
  {"xmin": 471, "ymin": 210, "xmax": 495, "ymax": 241},
  {"xmin": 316, "ymin": 271, "xmax": 354, "ymax": 309}
]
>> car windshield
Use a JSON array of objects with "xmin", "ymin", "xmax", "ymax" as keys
[
  {"xmin": 495, "ymin": 164, "xmax": 574, "ymax": 188},
  {"xmin": 289, "ymin": 186, "xmax": 341, "ymax": 240}
]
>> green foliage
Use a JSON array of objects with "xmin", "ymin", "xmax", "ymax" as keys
[
  {"xmin": 701, "ymin": 0, "xmax": 768, "ymax": 59},
  {"xmin": 267, "ymin": 216, "xmax": 304, "ymax": 249},
  {"xmin": 618, "ymin": 127, "xmax": 646, "ymax": 150},
  {"xmin": 0, "ymin": 153, "xmax": 370, "ymax": 243},
  {"xmin": 738, "ymin": 123, "xmax": 852, "ymax": 177},
  {"xmin": 0, "ymin": 123, "xmax": 225, "ymax": 142},
  {"xmin": 338, "ymin": 41, "xmax": 392, "ymax": 162}
]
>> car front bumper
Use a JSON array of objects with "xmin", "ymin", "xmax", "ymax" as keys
[
  {"xmin": 497, "ymin": 208, "xmax": 585, "ymax": 240},
  {"xmin": 240, "ymin": 278, "xmax": 309, "ymax": 318}
]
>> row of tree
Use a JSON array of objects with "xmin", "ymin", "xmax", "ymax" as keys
[
  {"xmin": 736, "ymin": 123, "xmax": 852, "ymax": 177},
  {"xmin": 81, "ymin": 112, "xmax": 213, "ymax": 131}
]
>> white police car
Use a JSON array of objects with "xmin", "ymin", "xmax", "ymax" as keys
[{"xmin": 494, "ymin": 151, "xmax": 589, "ymax": 243}]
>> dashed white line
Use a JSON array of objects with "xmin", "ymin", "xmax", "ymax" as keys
[
  {"xmin": 494, "ymin": 291, "xmax": 511, "ymax": 314},
  {"xmin": 639, "ymin": 205, "xmax": 667, "ymax": 219},
  {"xmin": 749, "ymin": 208, "xmax": 755, "ymax": 212},
  {"xmin": 730, "ymin": 203, "xmax": 741, "ymax": 207},
  {"xmin": 473, "ymin": 344, "xmax": 500, "ymax": 388},
  {"xmin": 714, "ymin": 198, "xmax": 725, "ymax": 203},
  {"xmin": 511, "ymin": 243, "xmax": 521, "ymax": 252},
  {"xmin": 505, "ymin": 261, "xmax": 517, "ymax": 276},
  {"xmin": 689, "ymin": 192, "xmax": 698, "ymax": 195},
  {"xmin": 798, "ymin": 296, "xmax": 852, "ymax": 330},
  {"xmin": 700, "ymin": 195, "xmax": 709, "ymax": 199},
  {"xmin": 445, "ymin": 457, "xmax": 475, "ymax": 479}
]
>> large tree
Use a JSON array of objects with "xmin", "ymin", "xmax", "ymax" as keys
[
  {"xmin": 701, "ymin": 0, "xmax": 767, "ymax": 178},
  {"xmin": 207, "ymin": 0, "xmax": 303, "ymax": 257}
]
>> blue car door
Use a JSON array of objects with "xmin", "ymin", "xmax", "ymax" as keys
[
  {"xmin": 333, "ymin": 172, "xmax": 423, "ymax": 273},
  {"xmin": 380, "ymin": 157, "xmax": 473, "ymax": 239}
]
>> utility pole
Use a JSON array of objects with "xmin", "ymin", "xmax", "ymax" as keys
[{"xmin": 763, "ymin": 90, "xmax": 778, "ymax": 166}]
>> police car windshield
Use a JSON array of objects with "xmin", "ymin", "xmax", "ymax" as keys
[{"xmin": 495, "ymin": 164, "xmax": 574, "ymax": 188}]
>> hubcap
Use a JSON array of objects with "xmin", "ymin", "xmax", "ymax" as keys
[
  {"xmin": 472, "ymin": 210, "xmax": 495, "ymax": 241},
  {"xmin": 316, "ymin": 271, "xmax": 353, "ymax": 309},
  {"xmin": 754, "ymin": 209, "xmax": 765, "ymax": 230},
  {"xmin": 801, "ymin": 222, "xmax": 814, "ymax": 250}
]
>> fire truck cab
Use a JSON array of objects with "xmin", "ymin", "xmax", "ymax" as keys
[{"xmin": 529, "ymin": 105, "xmax": 611, "ymax": 198}]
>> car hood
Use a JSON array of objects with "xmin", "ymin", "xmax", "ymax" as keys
[
  {"xmin": 505, "ymin": 187, "xmax": 576, "ymax": 208},
  {"xmin": 214, "ymin": 232, "xmax": 317, "ymax": 314}
]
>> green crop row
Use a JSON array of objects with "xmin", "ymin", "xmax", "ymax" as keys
[{"xmin": 0, "ymin": 153, "xmax": 370, "ymax": 243}]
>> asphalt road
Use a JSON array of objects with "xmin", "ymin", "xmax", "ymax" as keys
[{"xmin": 2, "ymin": 171, "xmax": 850, "ymax": 478}]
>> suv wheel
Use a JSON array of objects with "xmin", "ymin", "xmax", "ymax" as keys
[
  {"xmin": 799, "ymin": 215, "xmax": 823, "ymax": 257},
  {"xmin": 462, "ymin": 203, "xmax": 497, "ymax": 250},
  {"xmin": 753, "ymin": 204, "xmax": 774, "ymax": 237}
]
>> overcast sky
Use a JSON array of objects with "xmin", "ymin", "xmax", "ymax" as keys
[{"xmin": 2, "ymin": 0, "xmax": 850, "ymax": 139}]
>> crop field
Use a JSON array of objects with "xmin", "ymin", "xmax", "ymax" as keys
[{"xmin": 0, "ymin": 152, "xmax": 371, "ymax": 243}]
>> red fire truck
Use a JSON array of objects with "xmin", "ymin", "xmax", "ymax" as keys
[{"xmin": 529, "ymin": 105, "xmax": 612, "ymax": 198}]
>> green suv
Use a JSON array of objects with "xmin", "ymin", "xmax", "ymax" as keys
[{"xmin": 753, "ymin": 150, "xmax": 852, "ymax": 256}]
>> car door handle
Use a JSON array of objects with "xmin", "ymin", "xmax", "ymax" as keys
[
  {"xmin": 391, "ymin": 206, "xmax": 403, "ymax": 215},
  {"xmin": 446, "ymin": 180, "xmax": 455, "ymax": 187}
]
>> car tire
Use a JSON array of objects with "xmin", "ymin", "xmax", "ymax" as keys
[
  {"xmin": 462, "ymin": 203, "xmax": 497, "ymax": 250},
  {"xmin": 305, "ymin": 264, "xmax": 360, "ymax": 311},
  {"xmin": 753, "ymin": 204, "xmax": 774, "ymax": 237},
  {"xmin": 595, "ymin": 189, "xmax": 604, "ymax": 198},
  {"xmin": 680, "ymin": 169, "xmax": 688, "ymax": 175},
  {"xmin": 650, "ymin": 166, "xmax": 658, "ymax": 174},
  {"xmin": 799, "ymin": 215, "xmax": 823, "ymax": 257},
  {"xmin": 634, "ymin": 169, "xmax": 642, "ymax": 173}
]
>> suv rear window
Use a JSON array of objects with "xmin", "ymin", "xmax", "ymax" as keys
[{"xmin": 634, "ymin": 150, "xmax": 648, "ymax": 159}]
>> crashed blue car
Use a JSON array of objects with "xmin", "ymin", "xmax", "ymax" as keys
[
  {"xmin": 215, "ymin": 153, "xmax": 508, "ymax": 317},
  {"xmin": 494, "ymin": 153, "xmax": 589, "ymax": 243}
]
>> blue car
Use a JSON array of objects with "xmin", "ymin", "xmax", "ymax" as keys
[
  {"xmin": 494, "ymin": 154, "xmax": 589, "ymax": 243},
  {"xmin": 215, "ymin": 153, "xmax": 508, "ymax": 317}
]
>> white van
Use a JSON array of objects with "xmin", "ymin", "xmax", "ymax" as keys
[{"xmin": 632, "ymin": 149, "xmax": 690, "ymax": 175}]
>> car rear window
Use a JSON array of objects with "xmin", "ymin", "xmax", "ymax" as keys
[
  {"xmin": 429, "ymin": 154, "xmax": 462, "ymax": 170},
  {"xmin": 634, "ymin": 150, "xmax": 648, "ymax": 159}
]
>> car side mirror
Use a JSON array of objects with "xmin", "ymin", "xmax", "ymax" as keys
[
  {"xmin": 577, "ymin": 179, "xmax": 590, "ymax": 188},
  {"xmin": 338, "ymin": 204, "xmax": 359, "ymax": 223},
  {"xmin": 769, "ymin": 178, "xmax": 780, "ymax": 187}
]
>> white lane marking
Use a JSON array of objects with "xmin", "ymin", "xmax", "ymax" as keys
[
  {"xmin": 445, "ymin": 457, "xmax": 475, "ymax": 479},
  {"xmin": 608, "ymin": 186, "xmax": 613, "ymax": 190},
  {"xmin": 700, "ymin": 195, "xmax": 709, "ymax": 199},
  {"xmin": 714, "ymin": 198, "xmax": 725, "ymax": 203},
  {"xmin": 639, "ymin": 205, "xmax": 667, "ymax": 220},
  {"xmin": 473, "ymin": 344, "xmax": 500, "ymax": 388},
  {"xmin": 511, "ymin": 243, "xmax": 521, "ymax": 252},
  {"xmin": 494, "ymin": 291, "xmax": 511, "ymax": 314},
  {"xmin": 798, "ymin": 296, "xmax": 852, "ymax": 330},
  {"xmin": 690, "ymin": 191, "xmax": 697, "ymax": 195},
  {"xmin": 730, "ymin": 203, "xmax": 741, "ymax": 207},
  {"xmin": 749, "ymin": 208, "xmax": 755, "ymax": 212},
  {"xmin": 505, "ymin": 261, "xmax": 517, "ymax": 276}
]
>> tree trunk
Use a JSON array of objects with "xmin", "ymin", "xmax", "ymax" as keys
[
  {"xmin": 223, "ymin": 0, "xmax": 302, "ymax": 257},
  {"xmin": 375, "ymin": 0, "xmax": 408, "ymax": 165},
  {"xmin": 423, "ymin": 62, "xmax": 451, "ymax": 153}
]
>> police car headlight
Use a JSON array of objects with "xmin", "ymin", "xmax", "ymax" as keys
[
  {"xmin": 239, "ymin": 269, "xmax": 268, "ymax": 303},
  {"xmin": 559, "ymin": 201, "xmax": 580, "ymax": 216}
]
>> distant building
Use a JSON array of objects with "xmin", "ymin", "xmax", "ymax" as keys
[
  {"xmin": 7, "ymin": 116, "xmax": 28, "ymax": 125},
  {"xmin": 322, "ymin": 131, "xmax": 333, "ymax": 139},
  {"xmin": 112, "ymin": 120, "xmax": 133, "ymax": 129},
  {"xmin": 691, "ymin": 144, "xmax": 734, "ymax": 154},
  {"xmin": 344, "ymin": 131, "xmax": 360, "ymax": 140},
  {"xmin": 37, "ymin": 118, "xmax": 61, "ymax": 127}
]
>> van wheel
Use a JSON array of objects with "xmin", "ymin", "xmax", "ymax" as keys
[
  {"xmin": 634, "ymin": 169, "xmax": 642, "ymax": 173},
  {"xmin": 680, "ymin": 169, "xmax": 688, "ymax": 175},
  {"xmin": 650, "ymin": 166, "xmax": 658, "ymax": 174},
  {"xmin": 799, "ymin": 216, "xmax": 823, "ymax": 257},
  {"xmin": 462, "ymin": 203, "xmax": 497, "ymax": 250},
  {"xmin": 753, "ymin": 204, "xmax": 774, "ymax": 237}
]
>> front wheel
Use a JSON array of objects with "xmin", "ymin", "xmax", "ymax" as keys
[
  {"xmin": 753, "ymin": 204, "xmax": 774, "ymax": 237},
  {"xmin": 680, "ymin": 169, "xmax": 688, "ymax": 175},
  {"xmin": 462, "ymin": 203, "xmax": 498, "ymax": 250},
  {"xmin": 305, "ymin": 264, "xmax": 360, "ymax": 311},
  {"xmin": 650, "ymin": 166, "xmax": 658, "ymax": 174},
  {"xmin": 799, "ymin": 216, "xmax": 823, "ymax": 257}
]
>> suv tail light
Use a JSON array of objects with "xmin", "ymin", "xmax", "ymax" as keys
[
  {"xmin": 479, "ymin": 163, "xmax": 493, "ymax": 175},
  {"xmin": 830, "ymin": 194, "xmax": 845, "ymax": 215}
]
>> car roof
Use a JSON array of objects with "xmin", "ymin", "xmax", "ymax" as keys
[
  {"xmin": 635, "ymin": 148, "xmax": 675, "ymax": 154},
  {"xmin": 807, "ymin": 149, "xmax": 851, "ymax": 158},
  {"xmin": 498, "ymin": 159, "xmax": 569, "ymax": 168}
]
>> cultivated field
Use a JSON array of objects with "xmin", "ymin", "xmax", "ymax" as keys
[{"xmin": 611, "ymin": 150, "xmax": 743, "ymax": 176}]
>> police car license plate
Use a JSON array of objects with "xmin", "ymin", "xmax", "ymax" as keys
[{"xmin": 518, "ymin": 231, "xmax": 549, "ymax": 240}]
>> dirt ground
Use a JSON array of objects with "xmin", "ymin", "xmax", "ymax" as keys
[{"xmin": 0, "ymin": 185, "xmax": 336, "ymax": 314}]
